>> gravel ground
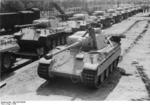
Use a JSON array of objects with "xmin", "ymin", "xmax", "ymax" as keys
[
  {"xmin": 106, "ymin": 21, "xmax": 150, "ymax": 100},
  {"xmin": 0, "ymin": 14, "xmax": 150, "ymax": 101}
]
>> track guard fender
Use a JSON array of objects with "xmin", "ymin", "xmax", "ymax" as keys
[
  {"xmin": 81, "ymin": 63, "xmax": 99, "ymax": 83},
  {"xmin": 38, "ymin": 58, "xmax": 55, "ymax": 78},
  {"xmin": 39, "ymin": 58, "xmax": 53, "ymax": 64},
  {"xmin": 83, "ymin": 63, "xmax": 99, "ymax": 71}
]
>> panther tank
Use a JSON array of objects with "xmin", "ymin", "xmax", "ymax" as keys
[
  {"xmin": 69, "ymin": 13, "xmax": 90, "ymax": 31},
  {"xmin": 92, "ymin": 11, "xmax": 113, "ymax": 29},
  {"xmin": 0, "ymin": 36, "xmax": 19, "ymax": 72},
  {"xmin": 14, "ymin": 18, "xmax": 73, "ymax": 59},
  {"xmin": 106, "ymin": 9, "xmax": 122, "ymax": 24},
  {"xmin": 116, "ymin": 7, "xmax": 127, "ymax": 20},
  {"xmin": 37, "ymin": 27, "xmax": 124, "ymax": 88}
]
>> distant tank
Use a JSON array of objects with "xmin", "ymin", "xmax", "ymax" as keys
[
  {"xmin": 0, "ymin": 36, "xmax": 19, "ymax": 72},
  {"xmin": 106, "ymin": 9, "xmax": 122, "ymax": 24},
  {"xmin": 88, "ymin": 16, "xmax": 102, "ymax": 28},
  {"xmin": 92, "ymin": 11, "xmax": 113, "ymax": 29},
  {"xmin": 14, "ymin": 18, "xmax": 73, "ymax": 59},
  {"xmin": 69, "ymin": 13, "xmax": 102, "ymax": 30},
  {"xmin": 125, "ymin": 6, "xmax": 137, "ymax": 17},
  {"xmin": 116, "ymin": 7, "xmax": 126, "ymax": 20},
  {"xmin": 37, "ymin": 27, "xmax": 124, "ymax": 88},
  {"xmin": 69, "ymin": 13, "xmax": 90, "ymax": 30}
]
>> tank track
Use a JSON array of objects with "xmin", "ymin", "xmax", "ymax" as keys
[
  {"xmin": 37, "ymin": 63, "xmax": 50, "ymax": 80},
  {"xmin": 82, "ymin": 70, "xmax": 98, "ymax": 88},
  {"xmin": 82, "ymin": 58, "xmax": 120, "ymax": 88}
]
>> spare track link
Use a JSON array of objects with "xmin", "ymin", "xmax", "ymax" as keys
[
  {"xmin": 82, "ymin": 70, "xmax": 97, "ymax": 88},
  {"xmin": 38, "ymin": 63, "xmax": 50, "ymax": 80}
]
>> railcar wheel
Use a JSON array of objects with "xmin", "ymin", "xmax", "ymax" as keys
[
  {"xmin": 2, "ymin": 53, "xmax": 15, "ymax": 72},
  {"xmin": 112, "ymin": 61, "xmax": 115, "ymax": 70},
  {"xmin": 36, "ymin": 47, "xmax": 45, "ymax": 58},
  {"xmin": 100, "ymin": 72, "xmax": 105, "ymax": 83},
  {"xmin": 52, "ymin": 40, "xmax": 56, "ymax": 48},
  {"xmin": 94, "ymin": 75, "xmax": 101, "ymax": 89},
  {"xmin": 58, "ymin": 37, "xmax": 61, "ymax": 45},
  {"xmin": 113, "ymin": 59, "xmax": 118, "ymax": 70},
  {"xmin": 62, "ymin": 36, "xmax": 66, "ymax": 45},
  {"xmin": 56, "ymin": 38, "xmax": 58, "ymax": 46},
  {"xmin": 58, "ymin": 37, "xmax": 61, "ymax": 46},
  {"xmin": 109, "ymin": 64, "xmax": 113, "ymax": 73},
  {"xmin": 64, "ymin": 36, "xmax": 67, "ymax": 44},
  {"xmin": 105, "ymin": 68, "xmax": 109, "ymax": 78},
  {"xmin": 60, "ymin": 36, "xmax": 64, "ymax": 45},
  {"xmin": 46, "ymin": 39, "xmax": 52, "ymax": 51}
]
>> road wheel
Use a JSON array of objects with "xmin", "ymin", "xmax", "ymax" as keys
[
  {"xmin": 46, "ymin": 39, "xmax": 52, "ymax": 51},
  {"xmin": 113, "ymin": 59, "xmax": 118, "ymax": 70},
  {"xmin": 52, "ymin": 40, "xmax": 56, "ymax": 48},
  {"xmin": 105, "ymin": 68, "xmax": 109, "ymax": 78},
  {"xmin": 109, "ymin": 64, "xmax": 113, "ymax": 73},
  {"xmin": 100, "ymin": 72, "xmax": 105, "ymax": 83},
  {"xmin": 62, "ymin": 36, "xmax": 66, "ymax": 45},
  {"xmin": 57, "ymin": 37, "xmax": 61, "ymax": 46}
]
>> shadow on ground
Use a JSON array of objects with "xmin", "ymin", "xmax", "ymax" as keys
[
  {"xmin": 36, "ymin": 68, "xmax": 123, "ymax": 100},
  {"xmin": 1, "ymin": 72, "xmax": 15, "ymax": 81},
  {"xmin": 1, "ymin": 59, "xmax": 34, "ymax": 81}
]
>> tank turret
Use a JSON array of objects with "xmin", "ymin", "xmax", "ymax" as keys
[
  {"xmin": 37, "ymin": 27, "xmax": 124, "ymax": 88},
  {"xmin": 15, "ymin": 18, "xmax": 57, "ymax": 28},
  {"xmin": 92, "ymin": 10, "xmax": 113, "ymax": 29}
]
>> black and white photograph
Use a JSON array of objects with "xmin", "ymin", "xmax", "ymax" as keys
[{"xmin": 0, "ymin": 0, "xmax": 150, "ymax": 103}]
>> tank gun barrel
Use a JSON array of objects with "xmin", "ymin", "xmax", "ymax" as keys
[
  {"xmin": 15, "ymin": 23, "xmax": 40, "ymax": 28},
  {"xmin": 45, "ymin": 30, "xmax": 88, "ymax": 60},
  {"xmin": 45, "ymin": 41, "xmax": 81, "ymax": 59}
]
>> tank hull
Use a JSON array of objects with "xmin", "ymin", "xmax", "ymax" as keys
[
  {"xmin": 38, "ymin": 44, "xmax": 121, "ymax": 88},
  {"xmin": 15, "ymin": 30, "xmax": 72, "ymax": 59}
]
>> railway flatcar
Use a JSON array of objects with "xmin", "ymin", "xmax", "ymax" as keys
[{"xmin": 0, "ymin": 8, "xmax": 40, "ymax": 31}]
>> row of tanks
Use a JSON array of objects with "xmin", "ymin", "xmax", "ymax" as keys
[
  {"xmin": 13, "ymin": 17, "xmax": 81, "ymax": 59},
  {"xmin": 91, "ymin": 6, "xmax": 144, "ymax": 28},
  {"xmin": 37, "ymin": 5, "xmax": 144, "ymax": 88},
  {"xmin": 68, "ymin": 5, "xmax": 145, "ymax": 30},
  {"xmin": 0, "ymin": 5, "xmax": 145, "ymax": 73}
]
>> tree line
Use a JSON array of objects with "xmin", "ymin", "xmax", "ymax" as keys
[{"xmin": 0, "ymin": 0, "xmax": 148, "ymax": 13}]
